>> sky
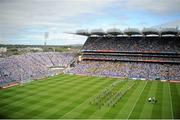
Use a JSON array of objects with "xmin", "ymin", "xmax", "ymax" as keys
[{"xmin": 0, "ymin": 0, "xmax": 180, "ymax": 45}]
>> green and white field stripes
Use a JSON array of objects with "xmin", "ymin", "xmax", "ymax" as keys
[{"xmin": 0, "ymin": 74, "xmax": 179, "ymax": 119}]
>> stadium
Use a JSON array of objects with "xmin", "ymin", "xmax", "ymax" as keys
[
  {"xmin": 0, "ymin": 27, "xmax": 180, "ymax": 119},
  {"xmin": 0, "ymin": 1, "xmax": 180, "ymax": 119},
  {"xmin": 73, "ymin": 28, "xmax": 180, "ymax": 81}
]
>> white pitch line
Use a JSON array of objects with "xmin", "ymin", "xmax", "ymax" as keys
[
  {"xmin": 127, "ymin": 81, "xmax": 147, "ymax": 119},
  {"xmin": 60, "ymin": 99, "xmax": 89, "ymax": 118},
  {"xmin": 168, "ymin": 82, "xmax": 174, "ymax": 119}
]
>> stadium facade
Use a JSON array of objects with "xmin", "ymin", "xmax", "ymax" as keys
[{"xmin": 70, "ymin": 28, "xmax": 180, "ymax": 80}]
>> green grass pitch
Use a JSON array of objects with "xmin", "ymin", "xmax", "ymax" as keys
[{"xmin": 0, "ymin": 74, "xmax": 180, "ymax": 119}]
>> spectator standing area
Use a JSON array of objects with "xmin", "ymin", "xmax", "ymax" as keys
[
  {"xmin": 0, "ymin": 74, "xmax": 179, "ymax": 119},
  {"xmin": 0, "ymin": 52, "xmax": 76, "ymax": 88}
]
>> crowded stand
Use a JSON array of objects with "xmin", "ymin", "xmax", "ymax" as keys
[
  {"xmin": 82, "ymin": 37, "xmax": 180, "ymax": 52},
  {"xmin": 0, "ymin": 52, "xmax": 76, "ymax": 88},
  {"xmin": 70, "ymin": 61, "xmax": 180, "ymax": 80},
  {"xmin": 1, "ymin": 28, "xmax": 179, "ymax": 88},
  {"xmin": 69, "ymin": 31, "xmax": 180, "ymax": 80},
  {"xmin": 82, "ymin": 54, "xmax": 180, "ymax": 64}
]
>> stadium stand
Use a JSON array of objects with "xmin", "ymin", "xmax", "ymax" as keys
[
  {"xmin": 70, "ymin": 36, "xmax": 180, "ymax": 80},
  {"xmin": 1, "ymin": 28, "xmax": 179, "ymax": 88},
  {"xmin": 0, "ymin": 52, "xmax": 76, "ymax": 88},
  {"xmin": 82, "ymin": 36, "xmax": 180, "ymax": 52}
]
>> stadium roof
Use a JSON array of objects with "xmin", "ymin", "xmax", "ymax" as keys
[
  {"xmin": 107, "ymin": 28, "xmax": 123, "ymax": 36},
  {"xmin": 124, "ymin": 28, "xmax": 142, "ymax": 36},
  {"xmin": 142, "ymin": 28, "xmax": 159, "ymax": 35},
  {"xmin": 76, "ymin": 29, "xmax": 90, "ymax": 36},
  {"xmin": 161, "ymin": 28, "xmax": 178, "ymax": 36},
  {"xmin": 73, "ymin": 27, "xmax": 179, "ymax": 37},
  {"xmin": 91, "ymin": 29, "xmax": 106, "ymax": 36}
]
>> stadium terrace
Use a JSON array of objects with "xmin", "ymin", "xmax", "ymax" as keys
[{"xmin": 0, "ymin": 52, "xmax": 76, "ymax": 88}]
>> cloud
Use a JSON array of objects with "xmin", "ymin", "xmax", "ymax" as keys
[
  {"xmin": 0, "ymin": 0, "xmax": 179, "ymax": 45},
  {"xmin": 117, "ymin": 0, "xmax": 180, "ymax": 14},
  {"xmin": 0, "ymin": 0, "xmax": 115, "ymax": 27},
  {"xmin": 0, "ymin": 0, "xmax": 116, "ymax": 44}
]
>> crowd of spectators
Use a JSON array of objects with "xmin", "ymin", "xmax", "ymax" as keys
[
  {"xmin": 70, "ymin": 61, "xmax": 180, "ymax": 80},
  {"xmin": 82, "ymin": 54, "xmax": 180, "ymax": 63},
  {"xmin": 0, "ymin": 52, "xmax": 76, "ymax": 87},
  {"xmin": 69, "ymin": 36, "xmax": 180, "ymax": 80},
  {"xmin": 83, "ymin": 36, "xmax": 180, "ymax": 52}
]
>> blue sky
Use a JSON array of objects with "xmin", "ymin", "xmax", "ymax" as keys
[{"xmin": 0, "ymin": 0, "xmax": 180, "ymax": 45}]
